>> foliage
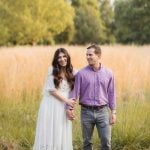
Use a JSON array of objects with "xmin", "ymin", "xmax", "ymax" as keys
[
  {"xmin": 0, "ymin": 0, "xmax": 74, "ymax": 45},
  {"xmin": 0, "ymin": 0, "xmax": 150, "ymax": 45},
  {"xmin": 72, "ymin": 0, "xmax": 105, "ymax": 44},
  {"xmin": 114, "ymin": 0, "xmax": 150, "ymax": 44},
  {"xmin": 99, "ymin": 0, "xmax": 116, "ymax": 43}
]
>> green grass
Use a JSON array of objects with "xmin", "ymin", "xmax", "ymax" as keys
[
  {"xmin": 112, "ymin": 100, "xmax": 150, "ymax": 150},
  {"xmin": 0, "ymin": 95, "xmax": 150, "ymax": 150},
  {"xmin": 0, "ymin": 91, "xmax": 41, "ymax": 150}
]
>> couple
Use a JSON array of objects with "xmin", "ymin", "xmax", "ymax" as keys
[{"xmin": 33, "ymin": 44, "xmax": 116, "ymax": 150}]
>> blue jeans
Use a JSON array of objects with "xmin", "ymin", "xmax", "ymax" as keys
[{"xmin": 81, "ymin": 106, "xmax": 111, "ymax": 150}]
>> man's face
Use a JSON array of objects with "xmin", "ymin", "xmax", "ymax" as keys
[{"xmin": 86, "ymin": 48, "xmax": 100, "ymax": 66}]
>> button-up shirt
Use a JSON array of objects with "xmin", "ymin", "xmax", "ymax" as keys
[{"xmin": 70, "ymin": 65, "xmax": 116, "ymax": 110}]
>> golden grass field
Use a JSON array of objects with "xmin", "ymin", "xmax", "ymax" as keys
[
  {"xmin": 0, "ymin": 45, "xmax": 150, "ymax": 150},
  {"xmin": 0, "ymin": 45, "xmax": 150, "ymax": 101}
]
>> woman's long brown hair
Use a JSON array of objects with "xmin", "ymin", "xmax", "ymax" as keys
[{"xmin": 52, "ymin": 48, "xmax": 74, "ymax": 90}]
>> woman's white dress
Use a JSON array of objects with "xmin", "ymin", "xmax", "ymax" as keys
[{"xmin": 33, "ymin": 67, "xmax": 73, "ymax": 150}]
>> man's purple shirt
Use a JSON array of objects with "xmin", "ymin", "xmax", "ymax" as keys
[{"xmin": 70, "ymin": 65, "xmax": 116, "ymax": 110}]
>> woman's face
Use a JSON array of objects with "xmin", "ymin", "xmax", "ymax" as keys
[{"xmin": 57, "ymin": 52, "xmax": 67, "ymax": 67}]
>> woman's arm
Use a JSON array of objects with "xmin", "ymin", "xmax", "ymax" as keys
[{"xmin": 50, "ymin": 90, "xmax": 76, "ymax": 107}]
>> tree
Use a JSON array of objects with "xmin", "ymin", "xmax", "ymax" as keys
[
  {"xmin": 99, "ymin": 0, "xmax": 116, "ymax": 43},
  {"xmin": 0, "ymin": 0, "xmax": 74, "ymax": 45},
  {"xmin": 114, "ymin": 0, "xmax": 150, "ymax": 44},
  {"xmin": 54, "ymin": 25, "xmax": 75, "ymax": 44},
  {"xmin": 72, "ymin": 0, "xmax": 105, "ymax": 44}
]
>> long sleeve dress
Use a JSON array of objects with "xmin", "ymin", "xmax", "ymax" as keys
[{"xmin": 33, "ymin": 67, "xmax": 73, "ymax": 150}]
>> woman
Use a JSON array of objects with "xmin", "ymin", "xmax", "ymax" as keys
[{"xmin": 33, "ymin": 48, "xmax": 76, "ymax": 150}]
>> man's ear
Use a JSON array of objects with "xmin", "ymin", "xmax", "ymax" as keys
[{"xmin": 98, "ymin": 54, "xmax": 101, "ymax": 59}]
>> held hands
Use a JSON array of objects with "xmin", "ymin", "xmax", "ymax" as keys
[
  {"xmin": 66, "ymin": 109, "xmax": 75, "ymax": 121},
  {"xmin": 66, "ymin": 98, "xmax": 76, "ymax": 108},
  {"xmin": 66, "ymin": 98, "xmax": 76, "ymax": 121}
]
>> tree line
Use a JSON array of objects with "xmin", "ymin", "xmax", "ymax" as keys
[{"xmin": 0, "ymin": 0, "xmax": 149, "ymax": 46}]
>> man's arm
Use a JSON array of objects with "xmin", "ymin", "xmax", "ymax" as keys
[
  {"xmin": 66, "ymin": 73, "xmax": 81, "ymax": 120},
  {"xmin": 108, "ymin": 73, "xmax": 117, "ymax": 124},
  {"xmin": 70, "ymin": 72, "xmax": 81, "ymax": 101},
  {"xmin": 66, "ymin": 72, "xmax": 81, "ymax": 109}
]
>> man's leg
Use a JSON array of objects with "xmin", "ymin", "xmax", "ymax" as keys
[
  {"xmin": 96, "ymin": 107, "xmax": 111, "ymax": 150},
  {"xmin": 81, "ymin": 107, "xmax": 95, "ymax": 150}
]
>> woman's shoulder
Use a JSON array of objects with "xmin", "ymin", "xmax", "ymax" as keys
[
  {"xmin": 73, "ymin": 68, "xmax": 78, "ymax": 75},
  {"xmin": 47, "ymin": 66, "xmax": 53, "ymax": 75}
]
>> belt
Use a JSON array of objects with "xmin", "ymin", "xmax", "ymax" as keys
[{"xmin": 81, "ymin": 104, "xmax": 107, "ymax": 110}]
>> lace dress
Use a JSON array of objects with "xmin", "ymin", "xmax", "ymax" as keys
[{"xmin": 33, "ymin": 67, "xmax": 73, "ymax": 150}]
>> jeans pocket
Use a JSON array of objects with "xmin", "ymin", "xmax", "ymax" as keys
[
  {"xmin": 81, "ymin": 108, "xmax": 92, "ymax": 122},
  {"xmin": 81, "ymin": 106, "xmax": 88, "ymax": 114},
  {"xmin": 97, "ymin": 109, "xmax": 110, "ymax": 128},
  {"xmin": 99, "ymin": 121, "xmax": 109, "ymax": 128}
]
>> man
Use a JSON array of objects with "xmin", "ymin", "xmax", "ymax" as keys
[{"xmin": 67, "ymin": 44, "xmax": 116, "ymax": 150}]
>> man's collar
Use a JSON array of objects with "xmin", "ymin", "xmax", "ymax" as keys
[{"xmin": 88, "ymin": 63, "xmax": 103, "ymax": 72}]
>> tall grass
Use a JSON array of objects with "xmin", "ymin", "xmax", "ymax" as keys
[
  {"xmin": 0, "ymin": 45, "xmax": 150, "ymax": 149},
  {"xmin": 112, "ymin": 101, "xmax": 150, "ymax": 150}
]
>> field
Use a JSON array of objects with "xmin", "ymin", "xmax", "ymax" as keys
[{"xmin": 0, "ymin": 45, "xmax": 150, "ymax": 150}]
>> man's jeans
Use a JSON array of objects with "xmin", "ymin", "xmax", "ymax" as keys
[{"xmin": 81, "ymin": 106, "xmax": 111, "ymax": 150}]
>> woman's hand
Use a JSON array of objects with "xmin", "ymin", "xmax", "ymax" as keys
[{"xmin": 66, "ymin": 98, "xmax": 76, "ymax": 108}]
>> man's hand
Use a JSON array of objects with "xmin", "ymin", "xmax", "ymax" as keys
[
  {"xmin": 110, "ymin": 113, "xmax": 117, "ymax": 125},
  {"xmin": 66, "ymin": 109, "xmax": 75, "ymax": 121}
]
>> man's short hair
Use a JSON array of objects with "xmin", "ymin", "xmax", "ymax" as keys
[{"xmin": 87, "ymin": 44, "xmax": 101, "ymax": 56}]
